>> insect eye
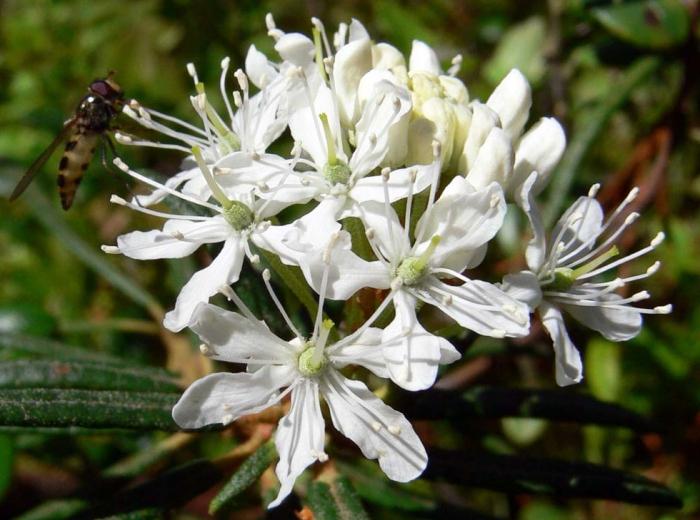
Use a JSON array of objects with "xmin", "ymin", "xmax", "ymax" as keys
[{"xmin": 89, "ymin": 80, "xmax": 112, "ymax": 97}]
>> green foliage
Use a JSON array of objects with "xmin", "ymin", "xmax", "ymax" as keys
[{"xmin": 209, "ymin": 441, "xmax": 277, "ymax": 514}]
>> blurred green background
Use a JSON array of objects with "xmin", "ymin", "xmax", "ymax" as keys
[{"xmin": 0, "ymin": 0, "xmax": 698, "ymax": 518}]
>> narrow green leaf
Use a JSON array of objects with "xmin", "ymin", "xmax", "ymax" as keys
[
  {"xmin": 209, "ymin": 441, "xmax": 277, "ymax": 514},
  {"xmin": 15, "ymin": 499, "xmax": 88, "ymax": 520},
  {"xmin": 75, "ymin": 459, "xmax": 222, "ymax": 519},
  {"xmin": 0, "ymin": 359, "xmax": 179, "ymax": 392},
  {"xmin": 96, "ymin": 508, "xmax": 163, "ymax": 520},
  {"xmin": 593, "ymin": 0, "xmax": 690, "ymax": 49},
  {"xmin": 307, "ymin": 481, "xmax": 341, "ymax": 520},
  {"xmin": 425, "ymin": 450, "xmax": 683, "ymax": 507},
  {"xmin": 332, "ymin": 476, "xmax": 371, "ymax": 520},
  {"xmin": 0, "ymin": 333, "xmax": 134, "ymax": 365},
  {"xmin": 336, "ymin": 460, "xmax": 434, "ymax": 511},
  {"xmin": 403, "ymin": 386, "xmax": 656, "ymax": 431},
  {"xmin": 543, "ymin": 57, "xmax": 661, "ymax": 225},
  {"xmin": 0, "ymin": 388, "xmax": 179, "ymax": 430},
  {"xmin": 0, "ymin": 435, "xmax": 13, "ymax": 500},
  {"xmin": 103, "ymin": 432, "xmax": 194, "ymax": 479}
]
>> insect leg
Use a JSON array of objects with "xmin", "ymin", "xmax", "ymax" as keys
[{"xmin": 100, "ymin": 134, "xmax": 142, "ymax": 207}]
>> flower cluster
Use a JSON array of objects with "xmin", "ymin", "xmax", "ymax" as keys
[{"xmin": 103, "ymin": 15, "xmax": 670, "ymax": 507}]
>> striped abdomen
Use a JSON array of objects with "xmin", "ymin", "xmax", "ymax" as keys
[{"xmin": 57, "ymin": 130, "xmax": 98, "ymax": 210}]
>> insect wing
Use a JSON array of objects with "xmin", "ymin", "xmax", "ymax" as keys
[{"xmin": 9, "ymin": 117, "xmax": 78, "ymax": 202}]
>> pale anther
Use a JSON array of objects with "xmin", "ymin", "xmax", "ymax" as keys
[
  {"xmin": 588, "ymin": 183, "xmax": 601, "ymax": 197},
  {"xmin": 651, "ymin": 232, "xmax": 665, "ymax": 247}
]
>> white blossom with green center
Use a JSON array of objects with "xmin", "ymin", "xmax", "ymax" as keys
[
  {"xmin": 172, "ymin": 259, "xmax": 427, "ymax": 508},
  {"xmin": 502, "ymin": 174, "xmax": 671, "ymax": 386},
  {"xmin": 283, "ymin": 168, "xmax": 531, "ymax": 391},
  {"xmin": 101, "ymin": 149, "xmax": 306, "ymax": 332}
]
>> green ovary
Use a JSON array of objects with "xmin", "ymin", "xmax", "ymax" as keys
[{"xmin": 223, "ymin": 200, "xmax": 253, "ymax": 231}]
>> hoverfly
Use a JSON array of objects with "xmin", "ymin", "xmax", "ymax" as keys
[{"xmin": 9, "ymin": 73, "xmax": 126, "ymax": 210}]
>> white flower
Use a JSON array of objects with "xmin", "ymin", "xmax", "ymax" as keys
[
  {"xmin": 102, "ymin": 151, "xmax": 299, "ymax": 332},
  {"xmin": 117, "ymin": 60, "xmax": 290, "ymax": 207},
  {"xmin": 172, "ymin": 275, "xmax": 427, "ymax": 508},
  {"xmin": 403, "ymin": 41, "xmax": 471, "ymax": 170},
  {"xmin": 460, "ymin": 69, "xmax": 566, "ymax": 199},
  {"xmin": 282, "ymin": 169, "xmax": 531, "ymax": 390},
  {"xmin": 283, "ymin": 75, "xmax": 431, "ymax": 219},
  {"xmin": 503, "ymin": 175, "xmax": 671, "ymax": 385}
]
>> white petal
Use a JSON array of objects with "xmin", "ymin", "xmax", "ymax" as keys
[
  {"xmin": 540, "ymin": 302, "xmax": 583, "ymax": 386},
  {"xmin": 274, "ymin": 33, "xmax": 315, "ymax": 66},
  {"xmin": 409, "ymin": 40, "xmax": 441, "ymax": 75},
  {"xmin": 501, "ymin": 271, "xmax": 543, "ymax": 311},
  {"xmin": 245, "ymin": 44, "xmax": 278, "ymax": 88},
  {"xmin": 371, "ymin": 43, "xmax": 407, "ymax": 80},
  {"xmin": 512, "ymin": 117, "xmax": 566, "ymax": 195},
  {"xmin": 563, "ymin": 291, "xmax": 642, "ymax": 341},
  {"xmin": 321, "ymin": 370, "xmax": 427, "ymax": 481},
  {"xmin": 349, "ymin": 162, "xmax": 434, "ymax": 206},
  {"xmin": 466, "ymin": 127, "xmax": 514, "ymax": 190},
  {"xmin": 408, "ymin": 98, "xmax": 455, "ymax": 168},
  {"xmin": 381, "ymin": 291, "xmax": 452, "ymax": 390},
  {"xmin": 515, "ymin": 172, "xmax": 547, "ymax": 271},
  {"xmin": 550, "ymin": 196, "xmax": 603, "ymax": 263},
  {"xmin": 356, "ymin": 201, "xmax": 411, "ymax": 263},
  {"xmin": 351, "ymin": 80, "xmax": 412, "ymax": 179},
  {"xmin": 116, "ymin": 217, "xmax": 231, "ymax": 260},
  {"xmin": 348, "ymin": 18, "xmax": 370, "ymax": 42},
  {"xmin": 163, "ymin": 237, "xmax": 245, "ymax": 332},
  {"xmin": 415, "ymin": 178, "xmax": 505, "ymax": 271},
  {"xmin": 271, "ymin": 379, "xmax": 325, "ymax": 508},
  {"xmin": 289, "ymin": 85, "xmax": 344, "ymax": 168},
  {"xmin": 254, "ymin": 199, "xmax": 342, "ymax": 267},
  {"xmin": 486, "ymin": 68, "xmax": 532, "ymax": 140},
  {"xmin": 189, "ymin": 303, "xmax": 295, "ymax": 364},
  {"xmin": 459, "ymin": 102, "xmax": 500, "ymax": 173},
  {"xmin": 172, "ymin": 366, "xmax": 294, "ymax": 429},
  {"xmin": 417, "ymin": 277, "xmax": 531, "ymax": 338},
  {"xmin": 298, "ymin": 230, "xmax": 391, "ymax": 300},
  {"xmin": 330, "ymin": 327, "xmax": 388, "ymax": 378},
  {"xmin": 333, "ymin": 38, "xmax": 372, "ymax": 126}
]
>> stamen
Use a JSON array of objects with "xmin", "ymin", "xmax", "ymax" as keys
[
  {"xmin": 186, "ymin": 62, "xmax": 199, "ymax": 84},
  {"xmin": 328, "ymin": 288, "xmax": 398, "ymax": 354},
  {"xmin": 262, "ymin": 269, "xmax": 303, "ymax": 339},
  {"xmin": 113, "ymin": 158, "xmax": 220, "ymax": 212},
  {"xmin": 219, "ymin": 57, "xmax": 236, "ymax": 127},
  {"xmin": 404, "ymin": 168, "xmax": 417, "ymax": 245},
  {"xmin": 576, "ymin": 232, "xmax": 664, "ymax": 280},
  {"xmin": 109, "ymin": 194, "xmax": 210, "ymax": 221}
]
